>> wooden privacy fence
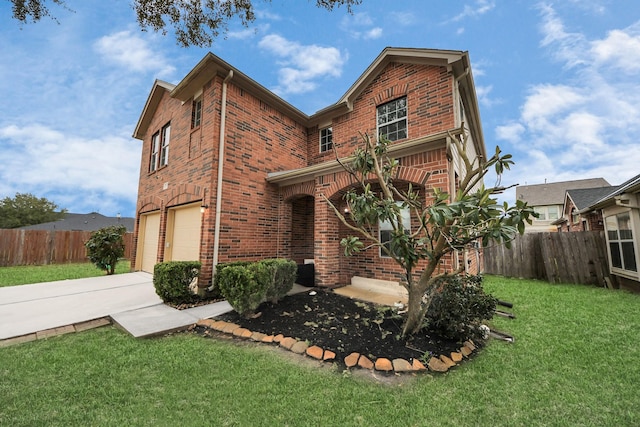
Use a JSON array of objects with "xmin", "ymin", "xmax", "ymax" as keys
[
  {"xmin": 0, "ymin": 229, "xmax": 134, "ymax": 267},
  {"xmin": 483, "ymin": 231, "xmax": 610, "ymax": 286}
]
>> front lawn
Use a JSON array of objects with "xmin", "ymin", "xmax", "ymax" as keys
[
  {"xmin": 0, "ymin": 261, "xmax": 131, "ymax": 287},
  {"xmin": 0, "ymin": 276, "xmax": 638, "ymax": 426}
]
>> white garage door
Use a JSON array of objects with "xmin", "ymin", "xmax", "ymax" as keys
[
  {"xmin": 166, "ymin": 203, "xmax": 202, "ymax": 261},
  {"xmin": 138, "ymin": 212, "xmax": 160, "ymax": 273}
]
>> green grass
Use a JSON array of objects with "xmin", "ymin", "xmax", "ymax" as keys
[
  {"xmin": 1, "ymin": 276, "xmax": 639, "ymax": 426},
  {"xmin": 0, "ymin": 261, "xmax": 131, "ymax": 287}
]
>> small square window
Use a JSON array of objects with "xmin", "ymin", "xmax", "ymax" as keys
[{"xmin": 320, "ymin": 127, "xmax": 333, "ymax": 153}]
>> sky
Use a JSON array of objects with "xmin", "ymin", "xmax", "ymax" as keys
[{"xmin": 1, "ymin": 0, "xmax": 639, "ymax": 218}]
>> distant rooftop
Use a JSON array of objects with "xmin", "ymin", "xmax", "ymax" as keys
[
  {"xmin": 567, "ymin": 186, "xmax": 619, "ymax": 211},
  {"xmin": 19, "ymin": 213, "xmax": 134, "ymax": 232},
  {"xmin": 516, "ymin": 178, "xmax": 610, "ymax": 206}
]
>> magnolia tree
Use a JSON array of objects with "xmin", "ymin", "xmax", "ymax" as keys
[{"xmin": 324, "ymin": 126, "xmax": 536, "ymax": 337}]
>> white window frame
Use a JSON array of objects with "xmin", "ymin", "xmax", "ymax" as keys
[
  {"xmin": 376, "ymin": 97, "xmax": 407, "ymax": 142},
  {"xmin": 149, "ymin": 132, "xmax": 160, "ymax": 173},
  {"xmin": 192, "ymin": 96, "xmax": 202, "ymax": 129},
  {"xmin": 379, "ymin": 203, "xmax": 411, "ymax": 258},
  {"xmin": 159, "ymin": 123, "xmax": 170, "ymax": 168},
  {"xmin": 320, "ymin": 127, "xmax": 333, "ymax": 153},
  {"xmin": 605, "ymin": 211, "xmax": 638, "ymax": 275}
]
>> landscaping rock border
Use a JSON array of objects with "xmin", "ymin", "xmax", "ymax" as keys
[{"xmin": 195, "ymin": 318, "xmax": 478, "ymax": 374}]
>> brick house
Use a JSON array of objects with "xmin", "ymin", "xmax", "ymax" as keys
[
  {"xmin": 131, "ymin": 47, "xmax": 486, "ymax": 292},
  {"xmin": 515, "ymin": 178, "xmax": 610, "ymax": 233},
  {"xmin": 552, "ymin": 187, "xmax": 614, "ymax": 232}
]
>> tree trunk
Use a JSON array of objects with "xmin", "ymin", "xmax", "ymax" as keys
[{"xmin": 402, "ymin": 284, "xmax": 426, "ymax": 337}]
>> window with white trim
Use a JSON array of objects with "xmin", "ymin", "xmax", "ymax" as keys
[
  {"xmin": 379, "ymin": 203, "xmax": 411, "ymax": 257},
  {"xmin": 149, "ymin": 122, "xmax": 170, "ymax": 172},
  {"xmin": 606, "ymin": 212, "xmax": 637, "ymax": 272},
  {"xmin": 377, "ymin": 97, "xmax": 407, "ymax": 141},
  {"xmin": 149, "ymin": 132, "xmax": 160, "ymax": 173},
  {"xmin": 320, "ymin": 127, "xmax": 333, "ymax": 153},
  {"xmin": 192, "ymin": 96, "xmax": 202, "ymax": 129},
  {"xmin": 533, "ymin": 205, "xmax": 559, "ymax": 221},
  {"xmin": 159, "ymin": 123, "xmax": 170, "ymax": 168}
]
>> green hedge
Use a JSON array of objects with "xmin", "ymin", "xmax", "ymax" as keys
[
  {"xmin": 262, "ymin": 259, "xmax": 297, "ymax": 303},
  {"xmin": 153, "ymin": 261, "xmax": 201, "ymax": 304},
  {"xmin": 216, "ymin": 258, "xmax": 297, "ymax": 317}
]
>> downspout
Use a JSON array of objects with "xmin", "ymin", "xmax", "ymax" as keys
[{"xmin": 212, "ymin": 70, "xmax": 234, "ymax": 277}]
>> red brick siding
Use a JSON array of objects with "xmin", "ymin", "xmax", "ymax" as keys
[
  {"xmin": 134, "ymin": 58, "xmax": 473, "ymax": 289},
  {"xmin": 307, "ymin": 63, "xmax": 455, "ymax": 165}
]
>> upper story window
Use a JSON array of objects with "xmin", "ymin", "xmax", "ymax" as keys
[
  {"xmin": 192, "ymin": 96, "xmax": 202, "ymax": 129},
  {"xmin": 149, "ymin": 122, "xmax": 170, "ymax": 173},
  {"xmin": 320, "ymin": 127, "xmax": 333, "ymax": 153},
  {"xmin": 379, "ymin": 203, "xmax": 411, "ymax": 258},
  {"xmin": 533, "ymin": 205, "xmax": 559, "ymax": 221},
  {"xmin": 377, "ymin": 97, "xmax": 407, "ymax": 141},
  {"xmin": 606, "ymin": 212, "xmax": 637, "ymax": 273},
  {"xmin": 149, "ymin": 133, "xmax": 160, "ymax": 173}
]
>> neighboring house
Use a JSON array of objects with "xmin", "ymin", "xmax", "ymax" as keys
[
  {"xmin": 516, "ymin": 178, "xmax": 610, "ymax": 233},
  {"xmin": 584, "ymin": 173, "xmax": 640, "ymax": 291},
  {"xmin": 19, "ymin": 212, "xmax": 135, "ymax": 232},
  {"xmin": 131, "ymin": 47, "xmax": 487, "ymax": 291},
  {"xmin": 553, "ymin": 187, "xmax": 616, "ymax": 232}
]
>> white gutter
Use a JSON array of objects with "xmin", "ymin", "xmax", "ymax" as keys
[{"xmin": 212, "ymin": 70, "xmax": 234, "ymax": 273}]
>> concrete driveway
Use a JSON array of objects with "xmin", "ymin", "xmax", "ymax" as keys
[{"xmin": 0, "ymin": 272, "xmax": 232, "ymax": 345}]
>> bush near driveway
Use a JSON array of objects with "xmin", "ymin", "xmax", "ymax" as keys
[
  {"xmin": 217, "ymin": 258, "xmax": 297, "ymax": 317},
  {"xmin": 153, "ymin": 261, "xmax": 201, "ymax": 304}
]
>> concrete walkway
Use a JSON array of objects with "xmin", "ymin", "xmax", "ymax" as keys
[{"xmin": 0, "ymin": 272, "xmax": 232, "ymax": 344}]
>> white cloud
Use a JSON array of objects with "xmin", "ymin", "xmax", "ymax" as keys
[
  {"xmin": 450, "ymin": 0, "xmax": 496, "ymax": 22},
  {"xmin": 537, "ymin": 3, "xmax": 588, "ymax": 68},
  {"xmin": 591, "ymin": 25, "xmax": 640, "ymax": 73},
  {"xmin": 340, "ymin": 12, "xmax": 383, "ymax": 40},
  {"xmin": 521, "ymin": 84, "xmax": 585, "ymax": 129},
  {"xmin": 390, "ymin": 11, "xmax": 417, "ymax": 26},
  {"xmin": 496, "ymin": 4, "xmax": 640, "ymax": 194},
  {"xmin": 496, "ymin": 123, "xmax": 525, "ymax": 142},
  {"xmin": 94, "ymin": 30, "xmax": 175, "ymax": 77},
  {"xmin": 258, "ymin": 34, "xmax": 347, "ymax": 95},
  {"xmin": 475, "ymin": 84, "xmax": 498, "ymax": 108},
  {"xmin": 0, "ymin": 124, "xmax": 139, "ymax": 215}
]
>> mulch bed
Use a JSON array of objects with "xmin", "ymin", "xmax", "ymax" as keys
[{"xmin": 213, "ymin": 288, "xmax": 469, "ymax": 363}]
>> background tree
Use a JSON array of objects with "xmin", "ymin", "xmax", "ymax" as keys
[
  {"xmin": 85, "ymin": 225, "xmax": 127, "ymax": 275},
  {"xmin": 0, "ymin": 192, "xmax": 67, "ymax": 229},
  {"xmin": 8, "ymin": 0, "xmax": 362, "ymax": 47},
  {"xmin": 324, "ymin": 127, "xmax": 537, "ymax": 337}
]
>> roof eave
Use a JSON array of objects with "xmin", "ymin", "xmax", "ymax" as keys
[
  {"xmin": 132, "ymin": 80, "xmax": 175, "ymax": 140},
  {"xmin": 266, "ymin": 128, "xmax": 460, "ymax": 187},
  {"xmin": 171, "ymin": 52, "xmax": 310, "ymax": 126}
]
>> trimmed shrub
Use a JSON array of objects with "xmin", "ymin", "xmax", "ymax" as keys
[
  {"xmin": 217, "ymin": 262, "xmax": 270, "ymax": 317},
  {"xmin": 153, "ymin": 261, "xmax": 201, "ymax": 305},
  {"xmin": 212, "ymin": 261, "xmax": 253, "ymax": 298},
  {"xmin": 261, "ymin": 259, "xmax": 297, "ymax": 303},
  {"xmin": 425, "ymin": 275, "xmax": 497, "ymax": 342},
  {"xmin": 85, "ymin": 225, "xmax": 127, "ymax": 275}
]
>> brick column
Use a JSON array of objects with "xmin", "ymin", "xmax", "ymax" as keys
[{"xmin": 314, "ymin": 194, "xmax": 341, "ymax": 287}]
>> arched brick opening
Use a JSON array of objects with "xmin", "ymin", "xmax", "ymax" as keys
[{"xmin": 314, "ymin": 166, "xmax": 433, "ymax": 287}]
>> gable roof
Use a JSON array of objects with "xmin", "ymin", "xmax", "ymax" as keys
[
  {"xmin": 20, "ymin": 213, "xmax": 135, "ymax": 232},
  {"xmin": 133, "ymin": 47, "xmax": 484, "ymax": 159},
  {"xmin": 567, "ymin": 187, "xmax": 618, "ymax": 211},
  {"xmin": 587, "ymin": 172, "xmax": 640, "ymax": 210},
  {"xmin": 133, "ymin": 80, "xmax": 175, "ymax": 140},
  {"xmin": 516, "ymin": 178, "xmax": 610, "ymax": 206}
]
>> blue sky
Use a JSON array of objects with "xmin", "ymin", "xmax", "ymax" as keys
[{"xmin": 1, "ymin": 0, "xmax": 639, "ymax": 217}]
